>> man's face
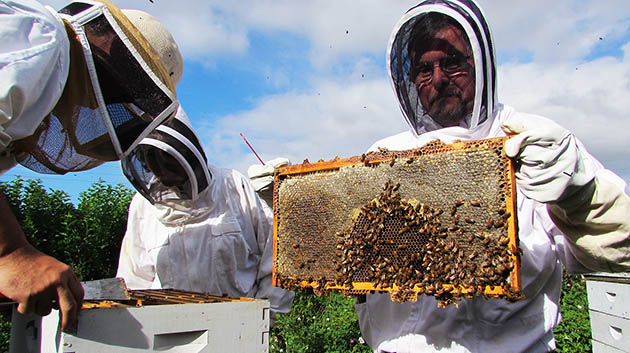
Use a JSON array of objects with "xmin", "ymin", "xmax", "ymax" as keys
[
  {"xmin": 144, "ymin": 148, "xmax": 188, "ymax": 188},
  {"xmin": 413, "ymin": 25, "xmax": 475, "ymax": 127}
]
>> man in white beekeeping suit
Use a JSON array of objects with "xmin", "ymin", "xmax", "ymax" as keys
[
  {"xmin": 356, "ymin": 1, "xmax": 630, "ymax": 352},
  {"xmin": 0, "ymin": 0, "xmax": 182, "ymax": 330},
  {"xmin": 115, "ymin": 13, "xmax": 294, "ymax": 326}
]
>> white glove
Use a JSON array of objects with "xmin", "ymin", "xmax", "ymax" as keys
[
  {"xmin": 247, "ymin": 157, "xmax": 290, "ymax": 207},
  {"xmin": 503, "ymin": 114, "xmax": 630, "ymax": 272},
  {"xmin": 501, "ymin": 114, "xmax": 595, "ymax": 203}
]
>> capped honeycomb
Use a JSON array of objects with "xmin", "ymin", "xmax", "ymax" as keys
[{"xmin": 272, "ymin": 137, "xmax": 521, "ymax": 306}]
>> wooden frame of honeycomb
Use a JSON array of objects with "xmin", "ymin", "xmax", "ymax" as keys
[{"xmin": 272, "ymin": 137, "xmax": 521, "ymax": 305}]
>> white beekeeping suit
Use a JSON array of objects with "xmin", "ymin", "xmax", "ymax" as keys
[
  {"xmin": 117, "ymin": 107, "xmax": 294, "ymax": 326},
  {"xmin": 0, "ymin": 0, "xmax": 181, "ymax": 330},
  {"xmin": 357, "ymin": 1, "xmax": 630, "ymax": 352},
  {"xmin": 1, "ymin": 0, "xmax": 180, "ymax": 175},
  {"xmin": 0, "ymin": 0, "xmax": 70, "ymax": 172}
]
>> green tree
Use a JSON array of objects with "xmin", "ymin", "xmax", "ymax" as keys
[
  {"xmin": 0, "ymin": 178, "xmax": 134, "ymax": 352},
  {"xmin": 1, "ymin": 177, "xmax": 74, "ymax": 261},
  {"xmin": 65, "ymin": 181, "xmax": 134, "ymax": 280}
]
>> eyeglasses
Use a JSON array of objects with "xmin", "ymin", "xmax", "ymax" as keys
[{"xmin": 412, "ymin": 54, "xmax": 472, "ymax": 84}]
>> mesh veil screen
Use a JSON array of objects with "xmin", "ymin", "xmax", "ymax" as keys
[{"xmin": 273, "ymin": 137, "xmax": 522, "ymax": 306}]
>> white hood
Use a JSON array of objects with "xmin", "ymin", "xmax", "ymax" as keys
[{"xmin": 387, "ymin": 0, "xmax": 498, "ymax": 136}]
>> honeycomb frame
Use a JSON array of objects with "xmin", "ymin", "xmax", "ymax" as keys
[{"xmin": 272, "ymin": 137, "xmax": 521, "ymax": 304}]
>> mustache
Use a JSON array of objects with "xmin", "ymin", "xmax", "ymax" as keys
[{"xmin": 428, "ymin": 87, "xmax": 462, "ymax": 106}]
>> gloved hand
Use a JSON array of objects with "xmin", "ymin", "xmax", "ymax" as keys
[
  {"xmin": 502, "ymin": 114, "xmax": 630, "ymax": 272},
  {"xmin": 501, "ymin": 114, "xmax": 595, "ymax": 203},
  {"xmin": 247, "ymin": 157, "xmax": 290, "ymax": 207}
]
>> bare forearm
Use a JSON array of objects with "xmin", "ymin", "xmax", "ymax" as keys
[
  {"xmin": 0, "ymin": 191, "xmax": 29, "ymax": 257},
  {"xmin": 0, "ymin": 191, "xmax": 83, "ymax": 330}
]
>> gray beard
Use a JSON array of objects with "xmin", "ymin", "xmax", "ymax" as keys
[
  {"xmin": 427, "ymin": 98, "xmax": 469, "ymax": 127},
  {"xmin": 416, "ymin": 110, "xmax": 471, "ymax": 134}
]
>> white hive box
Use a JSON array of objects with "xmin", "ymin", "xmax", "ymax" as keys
[
  {"xmin": 10, "ymin": 296, "xmax": 270, "ymax": 353},
  {"xmin": 585, "ymin": 273, "xmax": 630, "ymax": 353}
]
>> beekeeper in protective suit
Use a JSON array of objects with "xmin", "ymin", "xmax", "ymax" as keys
[
  {"xmin": 357, "ymin": 1, "xmax": 630, "ymax": 352},
  {"xmin": 115, "ymin": 68, "xmax": 294, "ymax": 327},
  {"xmin": 0, "ymin": 0, "xmax": 180, "ymax": 330}
]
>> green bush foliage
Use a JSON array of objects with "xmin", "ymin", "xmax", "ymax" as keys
[
  {"xmin": 552, "ymin": 272, "xmax": 592, "ymax": 353},
  {"xmin": 0, "ymin": 177, "xmax": 134, "ymax": 281},
  {"xmin": 0, "ymin": 177, "xmax": 596, "ymax": 353},
  {"xmin": 0, "ymin": 177, "xmax": 134, "ymax": 352},
  {"xmin": 271, "ymin": 292, "xmax": 370, "ymax": 353}
]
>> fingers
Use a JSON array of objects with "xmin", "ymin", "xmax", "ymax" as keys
[
  {"xmin": 56, "ymin": 286, "xmax": 80, "ymax": 331},
  {"xmin": 266, "ymin": 157, "xmax": 290, "ymax": 168},
  {"xmin": 504, "ymin": 134, "xmax": 526, "ymax": 158},
  {"xmin": 8, "ymin": 250, "xmax": 84, "ymax": 330},
  {"xmin": 16, "ymin": 290, "xmax": 54, "ymax": 317},
  {"xmin": 68, "ymin": 273, "xmax": 85, "ymax": 305},
  {"xmin": 57, "ymin": 273, "xmax": 84, "ymax": 331},
  {"xmin": 35, "ymin": 298, "xmax": 54, "ymax": 316},
  {"xmin": 500, "ymin": 119, "xmax": 527, "ymax": 135}
]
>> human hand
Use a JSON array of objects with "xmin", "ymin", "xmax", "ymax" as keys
[
  {"xmin": 247, "ymin": 157, "xmax": 290, "ymax": 207},
  {"xmin": 501, "ymin": 114, "xmax": 595, "ymax": 203},
  {"xmin": 0, "ymin": 245, "xmax": 84, "ymax": 331}
]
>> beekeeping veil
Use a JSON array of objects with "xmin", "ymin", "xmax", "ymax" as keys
[
  {"xmin": 388, "ymin": 0, "xmax": 497, "ymax": 135},
  {"xmin": 121, "ymin": 108, "xmax": 210, "ymax": 204},
  {"xmin": 13, "ymin": 0, "xmax": 178, "ymax": 174}
]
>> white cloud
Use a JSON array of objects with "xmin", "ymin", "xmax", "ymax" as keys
[
  {"xmin": 192, "ymin": 0, "xmax": 630, "ymax": 182},
  {"xmin": 38, "ymin": 0, "xmax": 630, "ymax": 185},
  {"xmin": 481, "ymin": 0, "xmax": 630, "ymax": 62},
  {"xmin": 198, "ymin": 66, "xmax": 407, "ymax": 174},
  {"xmin": 42, "ymin": 0, "xmax": 419, "ymax": 66},
  {"xmin": 42, "ymin": 0, "xmax": 630, "ymax": 65},
  {"xmin": 499, "ymin": 43, "xmax": 630, "ymax": 180}
]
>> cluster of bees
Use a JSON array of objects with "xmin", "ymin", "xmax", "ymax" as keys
[
  {"xmin": 273, "ymin": 138, "xmax": 521, "ymax": 306},
  {"xmin": 335, "ymin": 180, "xmax": 522, "ymax": 306}
]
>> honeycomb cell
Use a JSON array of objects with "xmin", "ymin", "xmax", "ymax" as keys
[{"xmin": 272, "ymin": 137, "xmax": 521, "ymax": 305}]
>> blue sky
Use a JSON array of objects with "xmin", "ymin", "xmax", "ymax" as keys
[{"xmin": 2, "ymin": 0, "xmax": 630, "ymax": 203}]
